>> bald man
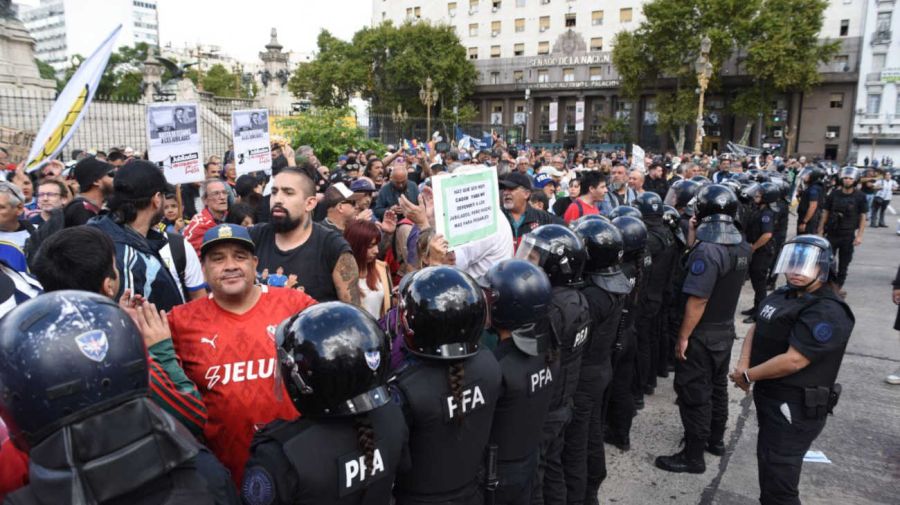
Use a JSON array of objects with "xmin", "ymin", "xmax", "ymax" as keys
[{"xmin": 629, "ymin": 170, "xmax": 645, "ymax": 195}]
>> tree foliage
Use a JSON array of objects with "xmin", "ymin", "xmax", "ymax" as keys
[
  {"xmin": 288, "ymin": 21, "xmax": 477, "ymax": 118},
  {"xmin": 61, "ymin": 42, "xmax": 162, "ymax": 100},
  {"xmin": 276, "ymin": 107, "xmax": 384, "ymax": 167}
]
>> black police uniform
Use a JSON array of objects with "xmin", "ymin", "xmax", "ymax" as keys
[
  {"xmin": 490, "ymin": 339, "xmax": 558, "ymax": 504},
  {"xmin": 636, "ymin": 217, "xmax": 678, "ymax": 394},
  {"xmin": 746, "ymin": 205, "xmax": 776, "ymax": 313},
  {"xmin": 822, "ymin": 189, "xmax": 867, "ymax": 287},
  {"xmin": 796, "ymin": 182, "xmax": 824, "ymax": 235},
  {"xmin": 767, "ymin": 202, "xmax": 790, "ymax": 286},
  {"xmin": 391, "ymin": 350, "xmax": 502, "ymax": 505},
  {"xmin": 750, "ymin": 286, "xmax": 853, "ymax": 504},
  {"xmin": 533, "ymin": 286, "xmax": 591, "ymax": 505},
  {"xmin": 241, "ymin": 402, "xmax": 409, "ymax": 505},
  {"xmin": 675, "ymin": 240, "xmax": 750, "ymax": 453}
]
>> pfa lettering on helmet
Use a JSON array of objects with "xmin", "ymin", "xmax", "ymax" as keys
[
  {"xmin": 339, "ymin": 447, "xmax": 387, "ymax": 497},
  {"xmin": 74, "ymin": 330, "xmax": 109, "ymax": 362},
  {"xmin": 204, "ymin": 359, "xmax": 276, "ymax": 390},
  {"xmin": 444, "ymin": 384, "xmax": 486, "ymax": 421},
  {"xmin": 528, "ymin": 366, "xmax": 553, "ymax": 395}
]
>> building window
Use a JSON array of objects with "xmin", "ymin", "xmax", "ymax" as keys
[
  {"xmin": 538, "ymin": 69, "xmax": 549, "ymax": 82},
  {"xmin": 826, "ymin": 126, "xmax": 840, "ymax": 138},
  {"xmin": 493, "ymin": 0, "xmax": 501, "ymax": 9},
  {"xmin": 867, "ymin": 94, "xmax": 881, "ymax": 114},
  {"xmin": 590, "ymin": 37, "xmax": 603, "ymax": 51},
  {"xmin": 589, "ymin": 67, "xmax": 602, "ymax": 81},
  {"xmin": 492, "ymin": 20, "xmax": 501, "ymax": 35},
  {"xmin": 539, "ymin": 16, "xmax": 550, "ymax": 31},
  {"xmin": 490, "ymin": 72, "xmax": 500, "ymax": 84},
  {"xmin": 829, "ymin": 93, "xmax": 844, "ymax": 108},
  {"xmin": 469, "ymin": 23, "xmax": 478, "ymax": 36},
  {"xmin": 514, "ymin": 70, "xmax": 524, "ymax": 82},
  {"xmin": 872, "ymin": 53, "xmax": 886, "ymax": 72},
  {"xmin": 515, "ymin": 18, "xmax": 525, "ymax": 32},
  {"xmin": 469, "ymin": 0, "xmax": 479, "ymax": 13},
  {"xmin": 415, "ymin": 6, "xmax": 421, "ymax": 17},
  {"xmin": 620, "ymin": 8, "xmax": 633, "ymax": 23},
  {"xmin": 563, "ymin": 68, "xmax": 575, "ymax": 82},
  {"xmin": 833, "ymin": 55, "xmax": 849, "ymax": 72},
  {"xmin": 876, "ymin": 12, "xmax": 891, "ymax": 33},
  {"xmin": 538, "ymin": 41, "xmax": 550, "ymax": 54},
  {"xmin": 514, "ymin": 43, "xmax": 525, "ymax": 56},
  {"xmin": 406, "ymin": 8, "xmax": 413, "ymax": 17},
  {"xmin": 468, "ymin": 47, "xmax": 478, "ymax": 59},
  {"xmin": 565, "ymin": 13, "xmax": 576, "ymax": 27},
  {"xmin": 839, "ymin": 19, "xmax": 849, "ymax": 36},
  {"xmin": 448, "ymin": 2, "xmax": 457, "ymax": 16},
  {"xmin": 592, "ymin": 10, "xmax": 604, "ymax": 26},
  {"xmin": 491, "ymin": 45, "xmax": 501, "ymax": 58}
]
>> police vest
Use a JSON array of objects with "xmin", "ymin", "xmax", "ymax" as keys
[
  {"xmin": 745, "ymin": 207, "xmax": 775, "ymax": 249},
  {"xmin": 245, "ymin": 402, "xmax": 407, "ymax": 505},
  {"xmin": 798, "ymin": 183, "xmax": 824, "ymax": 229},
  {"xmin": 751, "ymin": 287, "xmax": 854, "ymax": 393},
  {"xmin": 490, "ymin": 340, "xmax": 558, "ymax": 462},
  {"xmin": 826, "ymin": 190, "xmax": 863, "ymax": 235},
  {"xmin": 644, "ymin": 221, "xmax": 678, "ymax": 306},
  {"xmin": 547, "ymin": 286, "xmax": 592, "ymax": 412},
  {"xmin": 391, "ymin": 350, "xmax": 502, "ymax": 502},
  {"xmin": 580, "ymin": 284, "xmax": 625, "ymax": 368},
  {"xmin": 774, "ymin": 205, "xmax": 790, "ymax": 239},
  {"xmin": 694, "ymin": 242, "xmax": 751, "ymax": 339}
]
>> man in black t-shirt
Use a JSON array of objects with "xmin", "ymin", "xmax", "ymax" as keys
[
  {"xmin": 818, "ymin": 167, "xmax": 867, "ymax": 290},
  {"xmin": 64, "ymin": 157, "xmax": 114, "ymax": 226},
  {"xmin": 249, "ymin": 168, "xmax": 357, "ymax": 303}
]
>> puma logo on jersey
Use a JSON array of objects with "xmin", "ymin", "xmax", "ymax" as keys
[
  {"xmin": 530, "ymin": 367, "xmax": 553, "ymax": 394},
  {"xmin": 758, "ymin": 304, "xmax": 777, "ymax": 321},
  {"xmin": 573, "ymin": 326, "xmax": 589, "ymax": 348},
  {"xmin": 200, "ymin": 334, "xmax": 218, "ymax": 349},
  {"xmin": 344, "ymin": 449, "xmax": 385, "ymax": 489},
  {"xmin": 445, "ymin": 385, "xmax": 486, "ymax": 420},
  {"xmin": 204, "ymin": 359, "xmax": 276, "ymax": 390}
]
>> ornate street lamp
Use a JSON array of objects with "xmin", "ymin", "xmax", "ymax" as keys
[
  {"xmin": 419, "ymin": 76, "xmax": 439, "ymax": 137},
  {"xmin": 693, "ymin": 35, "xmax": 713, "ymax": 155}
]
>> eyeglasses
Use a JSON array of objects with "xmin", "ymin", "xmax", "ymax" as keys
[
  {"xmin": 37, "ymin": 192, "xmax": 61, "ymax": 198},
  {"xmin": 206, "ymin": 190, "xmax": 229, "ymax": 198}
]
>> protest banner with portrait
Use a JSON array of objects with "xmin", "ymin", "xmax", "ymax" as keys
[
  {"xmin": 231, "ymin": 109, "xmax": 272, "ymax": 176},
  {"xmin": 147, "ymin": 103, "xmax": 203, "ymax": 184},
  {"xmin": 433, "ymin": 165, "xmax": 501, "ymax": 250}
]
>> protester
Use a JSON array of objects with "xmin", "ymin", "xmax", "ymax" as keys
[
  {"xmin": 65, "ymin": 157, "xmax": 114, "ymax": 226},
  {"xmin": 501, "ymin": 172, "xmax": 558, "ymax": 248},
  {"xmin": 344, "ymin": 219, "xmax": 392, "ymax": 318},
  {"xmin": 628, "ymin": 169, "xmax": 645, "ymax": 195},
  {"xmin": 30, "ymin": 178, "xmax": 69, "ymax": 226},
  {"xmin": 183, "ymin": 178, "xmax": 230, "ymax": 255},
  {"xmin": 563, "ymin": 171, "xmax": 607, "ymax": 223},
  {"xmin": 374, "ymin": 160, "xmax": 419, "ymax": 220},
  {"xmin": 0, "ymin": 182, "xmax": 34, "ymax": 272}
]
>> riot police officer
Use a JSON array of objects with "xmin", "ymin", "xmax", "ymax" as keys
[
  {"xmin": 766, "ymin": 178, "xmax": 792, "ymax": 289},
  {"xmin": 730, "ymin": 236, "xmax": 854, "ymax": 504},
  {"xmin": 607, "ymin": 205, "xmax": 642, "ymax": 220},
  {"xmin": 817, "ymin": 166, "xmax": 867, "ymax": 292},
  {"xmin": 391, "ymin": 266, "xmax": 502, "ymax": 505},
  {"xmin": 633, "ymin": 192, "xmax": 678, "ymax": 398},
  {"xmin": 664, "ymin": 179, "xmax": 701, "ymax": 246},
  {"xmin": 741, "ymin": 183, "xmax": 778, "ymax": 323},
  {"xmin": 515, "ymin": 225, "xmax": 591, "ymax": 505},
  {"xmin": 655, "ymin": 184, "xmax": 751, "ymax": 474},
  {"xmin": 0, "ymin": 291, "xmax": 215, "ymax": 504},
  {"xmin": 242, "ymin": 302, "xmax": 409, "ymax": 505},
  {"xmin": 572, "ymin": 218, "xmax": 633, "ymax": 504},
  {"xmin": 484, "ymin": 259, "xmax": 558, "ymax": 505},
  {"xmin": 604, "ymin": 215, "xmax": 649, "ymax": 451},
  {"xmin": 796, "ymin": 165, "xmax": 827, "ymax": 236}
]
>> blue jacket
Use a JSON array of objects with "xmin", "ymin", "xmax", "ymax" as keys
[{"xmin": 373, "ymin": 181, "xmax": 420, "ymax": 219}]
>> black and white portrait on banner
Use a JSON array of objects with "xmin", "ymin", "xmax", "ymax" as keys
[
  {"xmin": 231, "ymin": 108, "xmax": 272, "ymax": 176},
  {"xmin": 146, "ymin": 102, "xmax": 204, "ymax": 185}
]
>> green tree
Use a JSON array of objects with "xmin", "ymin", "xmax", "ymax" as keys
[
  {"xmin": 288, "ymin": 31, "xmax": 366, "ymax": 107},
  {"xmin": 61, "ymin": 42, "xmax": 169, "ymax": 100},
  {"xmin": 35, "ymin": 58, "xmax": 58, "ymax": 84},
  {"xmin": 276, "ymin": 107, "xmax": 384, "ymax": 167},
  {"xmin": 201, "ymin": 64, "xmax": 240, "ymax": 97}
]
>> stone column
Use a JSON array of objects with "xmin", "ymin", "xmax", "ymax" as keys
[
  {"xmin": 0, "ymin": 8, "xmax": 56, "ymax": 93},
  {"xmin": 258, "ymin": 28, "xmax": 291, "ymax": 110},
  {"xmin": 141, "ymin": 47, "xmax": 163, "ymax": 103}
]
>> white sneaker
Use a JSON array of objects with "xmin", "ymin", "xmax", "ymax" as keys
[{"xmin": 887, "ymin": 373, "xmax": 900, "ymax": 385}]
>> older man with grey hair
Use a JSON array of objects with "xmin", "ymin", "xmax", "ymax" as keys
[
  {"xmin": 183, "ymin": 178, "xmax": 229, "ymax": 255},
  {"xmin": 0, "ymin": 181, "xmax": 33, "ymax": 272}
]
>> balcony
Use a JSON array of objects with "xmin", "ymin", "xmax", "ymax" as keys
[
  {"xmin": 867, "ymin": 72, "xmax": 882, "ymax": 82},
  {"xmin": 871, "ymin": 30, "xmax": 892, "ymax": 45}
]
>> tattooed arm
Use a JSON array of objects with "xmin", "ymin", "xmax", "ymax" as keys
[{"xmin": 333, "ymin": 252, "xmax": 361, "ymax": 306}]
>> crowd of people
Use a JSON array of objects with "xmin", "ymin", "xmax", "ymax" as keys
[{"xmin": 0, "ymin": 137, "xmax": 893, "ymax": 505}]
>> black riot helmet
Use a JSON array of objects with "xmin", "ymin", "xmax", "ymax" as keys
[
  {"xmin": 276, "ymin": 302, "xmax": 390, "ymax": 417},
  {"xmin": 759, "ymin": 182, "xmax": 781, "ymax": 205},
  {"xmin": 485, "ymin": 259, "xmax": 553, "ymax": 356},
  {"xmin": 800, "ymin": 165, "xmax": 826, "ymax": 184},
  {"xmin": 515, "ymin": 224, "xmax": 587, "ymax": 287},
  {"xmin": 691, "ymin": 175, "xmax": 711, "ymax": 185},
  {"xmin": 569, "ymin": 213, "xmax": 610, "ymax": 231},
  {"xmin": 574, "ymin": 218, "xmax": 632, "ymax": 294},
  {"xmin": 400, "ymin": 266, "xmax": 487, "ymax": 360},
  {"xmin": 611, "ymin": 215, "xmax": 648, "ymax": 261},
  {"xmin": 663, "ymin": 205, "xmax": 686, "ymax": 244},
  {"xmin": 607, "ymin": 205, "xmax": 643, "ymax": 220},
  {"xmin": 740, "ymin": 182, "xmax": 761, "ymax": 204},
  {"xmin": 634, "ymin": 191, "xmax": 664, "ymax": 217},
  {"xmin": 0, "ymin": 291, "xmax": 148, "ymax": 450},
  {"xmin": 773, "ymin": 235, "xmax": 833, "ymax": 288},
  {"xmin": 692, "ymin": 184, "xmax": 743, "ymax": 245},
  {"xmin": 664, "ymin": 179, "xmax": 701, "ymax": 209},
  {"xmin": 839, "ymin": 166, "xmax": 860, "ymax": 183},
  {"xmin": 747, "ymin": 169, "xmax": 770, "ymax": 183}
]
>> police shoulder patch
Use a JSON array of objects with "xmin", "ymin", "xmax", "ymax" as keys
[
  {"xmin": 690, "ymin": 258, "xmax": 706, "ymax": 275},
  {"xmin": 242, "ymin": 466, "xmax": 275, "ymax": 505},
  {"xmin": 813, "ymin": 322, "xmax": 833, "ymax": 343},
  {"xmin": 762, "ymin": 214, "xmax": 771, "ymax": 223}
]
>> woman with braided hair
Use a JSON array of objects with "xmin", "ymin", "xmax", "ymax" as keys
[
  {"xmin": 390, "ymin": 266, "xmax": 502, "ymax": 505},
  {"xmin": 241, "ymin": 302, "xmax": 409, "ymax": 505}
]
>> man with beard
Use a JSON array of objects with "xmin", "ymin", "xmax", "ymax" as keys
[
  {"xmin": 88, "ymin": 160, "xmax": 186, "ymax": 311},
  {"xmin": 500, "ymin": 172, "xmax": 560, "ymax": 250},
  {"xmin": 249, "ymin": 167, "xmax": 358, "ymax": 303},
  {"xmin": 603, "ymin": 164, "xmax": 637, "ymax": 211},
  {"xmin": 64, "ymin": 157, "xmax": 114, "ymax": 226}
]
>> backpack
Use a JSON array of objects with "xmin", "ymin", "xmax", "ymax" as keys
[{"xmin": 159, "ymin": 232, "xmax": 189, "ymax": 300}]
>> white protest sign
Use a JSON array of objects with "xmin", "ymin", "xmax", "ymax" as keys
[
  {"xmin": 147, "ymin": 103, "xmax": 204, "ymax": 184},
  {"xmin": 575, "ymin": 101, "xmax": 585, "ymax": 131},
  {"xmin": 433, "ymin": 165, "xmax": 501, "ymax": 250},
  {"xmin": 232, "ymin": 109, "xmax": 272, "ymax": 176},
  {"xmin": 549, "ymin": 102, "xmax": 558, "ymax": 132},
  {"xmin": 632, "ymin": 144, "xmax": 645, "ymax": 171}
]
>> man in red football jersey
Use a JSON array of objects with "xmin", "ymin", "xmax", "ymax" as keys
[{"xmin": 169, "ymin": 223, "xmax": 316, "ymax": 485}]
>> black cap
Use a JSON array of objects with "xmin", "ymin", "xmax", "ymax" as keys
[
  {"xmin": 499, "ymin": 172, "xmax": 533, "ymax": 191},
  {"xmin": 73, "ymin": 158, "xmax": 113, "ymax": 190},
  {"xmin": 113, "ymin": 160, "xmax": 170, "ymax": 200}
]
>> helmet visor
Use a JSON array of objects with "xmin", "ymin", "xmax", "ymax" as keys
[
  {"xmin": 515, "ymin": 234, "xmax": 550, "ymax": 266},
  {"xmin": 773, "ymin": 242, "xmax": 829, "ymax": 283},
  {"xmin": 663, "ymin": 185, "xmax": 678, "ymax": 206}
]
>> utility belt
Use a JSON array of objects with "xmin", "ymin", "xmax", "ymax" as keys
[{"xmin": 756, "ymin": 383, "xmax": 842, "ymax": 420}]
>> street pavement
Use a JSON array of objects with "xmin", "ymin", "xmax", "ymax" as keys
[{"xmin": 600, "ymin": 203, "xmax": 900, "ymax": 505}]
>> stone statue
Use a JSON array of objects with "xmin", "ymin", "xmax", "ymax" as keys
[{"xmin": 0, "ymin": 0, "xmax": 14, "ymax": 20}]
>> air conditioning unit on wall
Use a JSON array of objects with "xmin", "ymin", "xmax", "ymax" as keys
[{"xmin": 825, "ymin": 131, "xmax": 836, "ymax": 139}]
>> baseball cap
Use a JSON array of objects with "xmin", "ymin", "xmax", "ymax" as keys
[
  {"xmin": 324, "ymin": 182, "xmax": 357, "ymax": 209},
  {"xmin": 533, "ymin": 173, "xmax": 556, "ymax": 189},
  {"xmin": 200, "ymin": 224, "xmax": 255, "ymax": 257},
  {"xmin": 113, "ymin": 160, "xmax": 171, "ymax": 200},
  {"xmin": 350, "ymin": 178, "xmax": 376, "ymax": 194},
  {"xmin": 73, "ymin": 157, "xmax": 114, "ymax": 190},
  {"xmin": 539, "ymin": 166, "xmax": 564, "ymax": 178},
  {"xmin": 499, "ymin": 172, "xmax": 533, "ymax": 191}
]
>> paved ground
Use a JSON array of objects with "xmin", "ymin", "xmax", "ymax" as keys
[{"xmin": 600, "ymin": 203, "xmax": 900, "ymax": 505}]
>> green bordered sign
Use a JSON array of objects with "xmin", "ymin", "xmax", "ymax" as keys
[{"xmin": 433, "ymin": 165, "xmax": 501, "ymax": 250}]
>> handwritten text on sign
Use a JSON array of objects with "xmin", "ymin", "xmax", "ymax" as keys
[{"xmin": 433, "ymin": 166, "xmax": 501, "ymax": 249}]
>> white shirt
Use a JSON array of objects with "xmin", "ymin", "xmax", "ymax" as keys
[
  {"xmin": 454, "ymin": 220, "xmax": 514, "ymax": 286},
  {"xmin": 874, "ymin": 179, "xmax": 896, "ymax": 200},
  {"xmin": 359, "ymin": 278, "xmax": 384, "ymax": 319}
]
